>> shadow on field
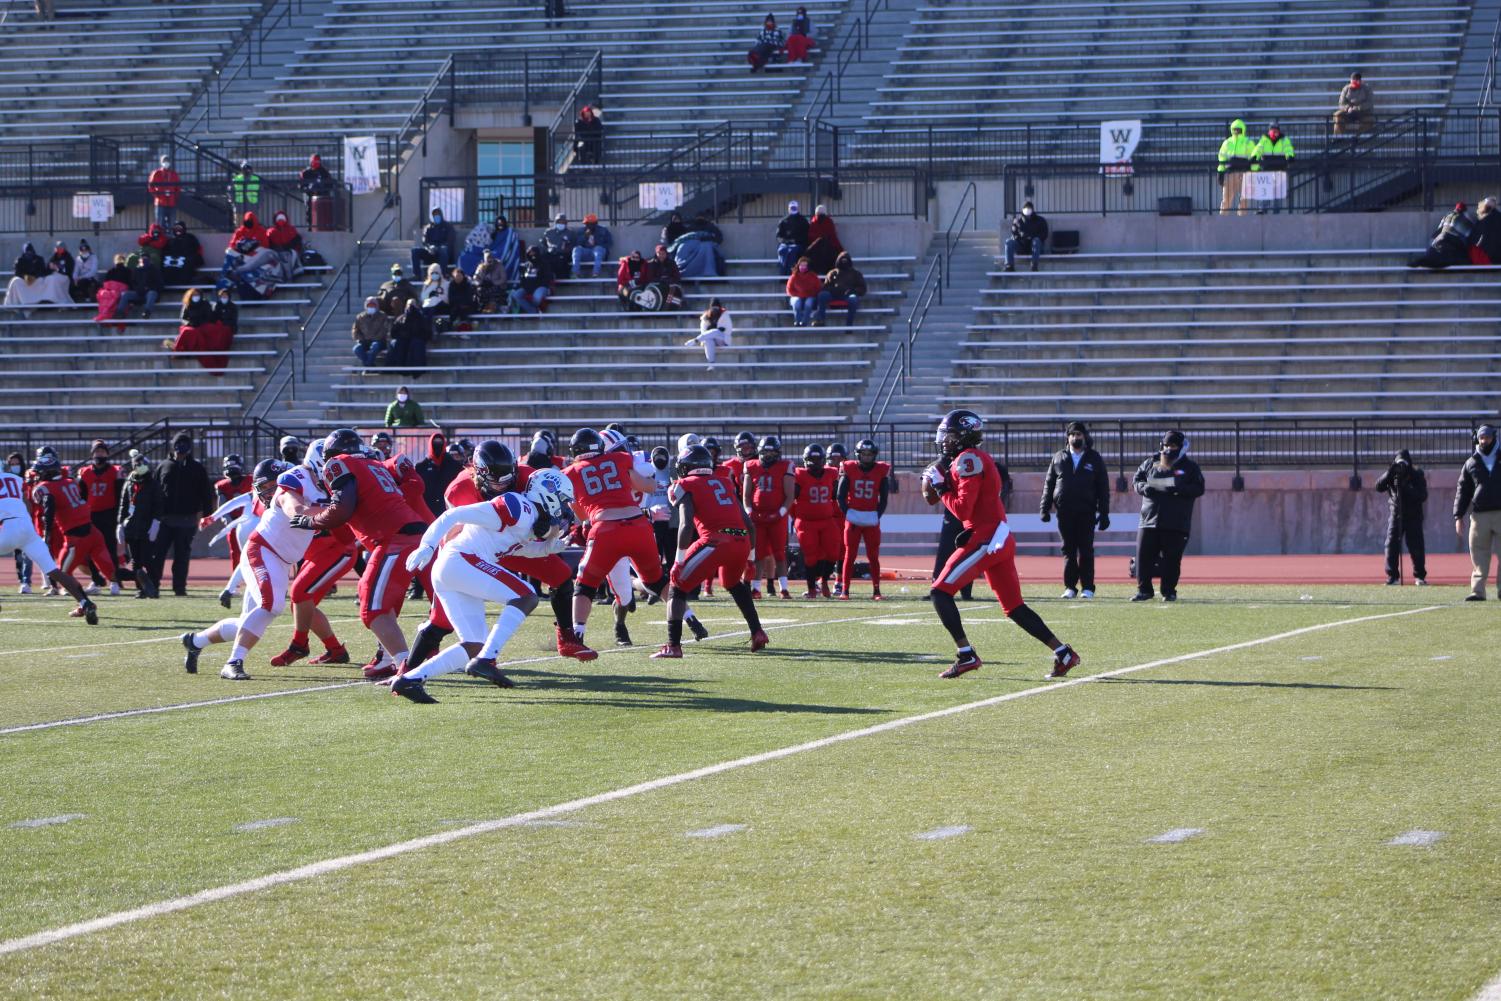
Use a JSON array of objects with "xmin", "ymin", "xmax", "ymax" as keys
[
  {"xmin": 1097, "ymin": 677, "xmax": 1398, "ymax": 692},
  {"xmin": 469, "ymin": 669, "xmax": 889, "ymax": 715}
]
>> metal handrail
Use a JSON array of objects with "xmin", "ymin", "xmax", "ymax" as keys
[
  {"xmin": 173, "ymin": 0, "xmax": 299, "ymax": 136},
  {"xmin": 546, "ymin": 50, "xmax": 604, "ymax": 172},
  {"xmin": 868, "ymin": 252, "xmax": 941, "ymax": 426},
  {"xmin": 943, "ymin": 180, "xmax": 977, "ymax": 288},
  {"xmin": 1482, "ymin": 6, "xmax": 1501, "ymax": 110}
]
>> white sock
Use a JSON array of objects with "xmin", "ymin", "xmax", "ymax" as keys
[
  {"xmin": 684, "ymin": 608, "xmax": 698, "ymax": 623},
  {"xmin": 480, "ymin": 605, "xmax": 528, "ymax": 660},
  {"xmin": 778, "ymin": 575, "xmax": 789, "ymax": 592},
  {"xmin": 573, "ymin": 623, "xmax": 585, "ymax": 641},
  {"xmin": 194, "ymin": 618, "xmax": 238, "ymax": 647},
  {"xmin": 229, "ymin": 644, "xmax": 250, "ymax": 663},
  {"xmin": 405, "ymin": 643, "xmax": 468, "ymax": 682}
]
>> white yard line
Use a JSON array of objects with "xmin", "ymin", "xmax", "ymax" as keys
[
  {"xmin": 0, "ymin": 604, "xmax": 1439, "ymax": 958},
  {"xmin": 1473, "ymin": 971, "xmax": 1501, "ymax": 1001}
]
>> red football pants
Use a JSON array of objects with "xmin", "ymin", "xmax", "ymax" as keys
[
  {"xmin": 794, "ymin": 517, "xmax": 841, "ymax": 568},
  {"xmin": 671, "ymin": 534, "xmax": 751, "ymax": 591},
  {"xmin": 841, "ymin": 522, "xmax": 881, "ymax": 587},
  {"xmin": 578, "ymin": 517, "xmax": 662, "ymax": 589},
  {"xmin": 933, "ymin": 532, "xmax": 1023, "ymax": 612},
  {"xmin": 59, "ymin": 527, "xmax": 114, "ymax": 581},
  {"xmin": 290, "ymin": 534, "xmax": 357, "ymax": 604}
]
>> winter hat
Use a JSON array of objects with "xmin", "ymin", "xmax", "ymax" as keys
[
  {"xmin": 390, "ymin": 263, "xmax": 403, "ymax": 276},
  {"xmin": 787, "ymin": 200, "xmax": 800, "ymax": 213},
  {"xmin": 813, "ymin": 204, "xmax": 827, "ymax": 217},
  {"xmin": 78, "ymin": 239, "xmax": 91, "ymax": 251},
  {"xmin": 364, "ymin": 296, "xmax": 379, "ymax": 307},
  {"xmin": 91, "ymin": 439, "xmax": 108, "ymax": 451},
  {"xmin": 584, "ymin": 213, "xmax": 598, "ymax": 224},
  {"xmin": 1065, "ymin": 420, "xmax": 1088, "ymax": 436},
  {"xmin": 160, "ymin": 155, "xmax": 172, "ymax": 168}
]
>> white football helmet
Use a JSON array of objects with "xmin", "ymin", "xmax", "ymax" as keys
[
  {"xmin": 676, "ymin": 432, "xmax": 702, "ymax": 454},
  {"xmin": 599, "ymin": 428, "xmax": 629, "ymax": 453},
  {"xmin": 526, "ymin": 467, "xmax": 574, "ymax": 510},
  {"xmin": 304, "ymin": 439, "xmax": 328, "ymax": 481}
]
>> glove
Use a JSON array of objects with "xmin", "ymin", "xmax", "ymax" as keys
[
  {"xmin": 778, "ymin": 506, "xmax": 788, "ymax": 518},
  {"xmin": 198, "ymin": 516, "xmax": 213, "ymax": 530},
  {"xmin": 115, "ymin": 524, "xmax": 126, "ymax": 547},
  {"xmin": 405, "ymin": 544, "xmax": 436, "ymax": 573},
  {"xmin": 985, "ymin": 523, "xmax": 1012, "ymax": 555},
  {"xmin": 289, "ymin": 514, "xmax": 315, "ymax": 530},
  {"xmin": 1040, "ymin": 511, "xmax": 1051, "ymax": 523},
  {"xmin": 1217, "ymin": 171, "xmax": 1225, "ymax": 187},
  {"xmin": 147, "ymin": 520, "xmax": 160, "ymax": 543},
  {"xmin": 1097, "ymin": 513, "xmax": 1110, "ymax": 531},
  {"xmin": 923, "ymin": 463, "xmax": 946, "ymax": 490}
]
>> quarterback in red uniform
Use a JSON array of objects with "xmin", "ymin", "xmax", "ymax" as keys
[
  {"xmin": 791, "ymin": 444, "xmax": 841, "ymax": 598},
  {"xmin": 651, "ymin": 444, "xmax": 767, "ymax": 659},
  {"xmin": 75, "ymin": 439, "xmax": 124, "ymax": 594},
  {"xmin": 836, "ymin": 438, "xmax": 889, "ymax": 600},
  {"xmin": 742, "ymin": 435, "xmax": 795, "ymax": 598},
  {"xmin": 31, "ymin": 452, "xmax": 115, "ymax": 603},
  {"xmin": 922, "ymin": 410, "xmax": 1080, "ymax": 680}
]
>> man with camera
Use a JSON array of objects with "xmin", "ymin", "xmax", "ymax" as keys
[
  {"xmin": 1039, "ymin": 421, "xmax": 1111, "ymax": 599},
  {"xmin": 1374, "ymin": 450, "xmax": 1428, "ymax": 585},
  {"xmin": 1131, "ymin": 430, "xmax": 1204, "ymax": 602},
  {"xmin": 1455, "ymin": 424, "xmax": 1501, "ymax": 601}
]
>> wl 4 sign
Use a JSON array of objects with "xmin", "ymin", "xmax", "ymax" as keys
[{"xmin": 1100, "ymin": 120, "xmax": 1142, "ymax": 176}]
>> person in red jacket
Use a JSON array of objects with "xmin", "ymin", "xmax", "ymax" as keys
[
  {"xmin": 136, "ymin": 223, "xmax": 169, "ymax": 268},
  {"xmin": 228, "ymin": 211, "xmax": 269, "ymax": 253},
  {"xmin": 147, "ymin": 155, "xmax": 181, "ymax": 228},
  {"xmin": 786, "ymin": 256, "xmax": 821, "ymax": 326},
  {"xmin": 266, "ymin": 211, "xmax": 303, "ymax": 256},
  {"xmin": 791, "ymin": 444, "xmax": 840, "ymax": 598},
  {"xmin": 75, "ymin": 440, "xmax": 124, "ymax": 595}
]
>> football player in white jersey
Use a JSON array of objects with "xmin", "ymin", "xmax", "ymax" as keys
[
  {"xmin": 180, "ymin": 459, "xmax": 323, "ymax": 680},
  {"xmin": 393, "ymin": 473, "xmax": 574, "ymax": 703},
  {"xmin": 0, "ymin": 464, "xmax": 98, "ymax": 623}
]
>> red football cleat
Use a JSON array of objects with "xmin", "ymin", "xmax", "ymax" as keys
[
  {"xmin": 309, "ymin": 645, "xmax": 349, "ymax": 665},
  {"xmin": 750, "ymin": 629, "xmax": 769, "ymax": 652},
  {"xmin": 362, "ymin": 648, "xmax": 397, "ymax": 681},
  {"xmin": 820, "ymin": 581, "xmax": 831, "ymax": 598},
  {"xmin": 803, "ymin": 589, "xmax": 819, "ymax": 600},
  {"xmin": 872, "ymin": 590, "xmax": 885, "ymax": 601},
  {"xmin": 751, "ymin": 587, "xmax": 763, "ymax": 600},
  {"xmin": 269, "ymin": 644, "xmax": 309, "ymax": 667},
  {"xmin": 939, "ymin": 649, "xmax": 982, "ymax": 679},
  {"xmin": 556, "ymin": 627, "xmax": 599, "ymax": 662},
  {"xmin": 779, "ymin": 589, "xmax": 792, "ymax": 600},
  {"xmin": 649, "ymin": 643, "xmax": 683, "ymax": 660},
  {"xmin": 1047, "ymin": 645, "xmax": 1081, "ymax": 679}
]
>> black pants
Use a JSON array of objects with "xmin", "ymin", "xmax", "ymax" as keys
[
  {"xmin": 125, "ymin": 534, "xmax": 159, "ymax": 595},
  {"xmin": 1056, "ymin": 508, "xmax": 1096, "ymax": 591},
  {"xmin": 89, "ymin": 509, "xmax": 123, "ymax": 584},
  {"xmin": 1384, "ymin": 513, "xmax": 1426, "ymax": 580},
  {"xmin": 1136, "ymin": 527, "xmax": 1189, "ymax": 596},
  {"xmin": 152, "ymin": 522, "xmax": 197, "ymax": 595},
  {"xmin": 933, "ymin": 508, "xmax": 973, "ymax": 600},
  {"xmin": 654, "ymin": 520, "xmax": 676, "ymax": 571}
]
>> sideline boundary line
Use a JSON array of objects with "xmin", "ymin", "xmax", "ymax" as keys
[
  {"xmin": 0, "ymin": 604, "xmax": 1440, "ymax": 958},
  {"xmin": 1473, "ymin": 970, "xmax": 1501, "ymax": 1000}
]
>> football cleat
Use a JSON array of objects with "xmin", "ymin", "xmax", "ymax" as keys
[
  {"xmin": 686, "ymin": 616, "xmax": 709, "ymax": 642},
  {"xmin": 391, "ymin": 675, "xmax": 438, "ymax": 703},
  {"xmin": 81, "ymin": 600, "xmax": 98, "ymax": 625},
  {"xmin": 750, "ymin": 629, "xmax": 769, "ymax": 652},
  {"xmin": 181, "ymin": 632, "xmax": 200, "ymax": 674},
  {"xmin": 309, "ymin": 645, "xmax": 350, "ymax": 665},
  {"xmin": 110, "ymin": 582, "xmax": 121, "ymax": 596},
  {"xmin": 220, "ymin": 660, "xmax": 250, "ymax": 681},
  {"xmin": 820, "ymin": 581, "xmax": 831, "ymax": 598},
  {"xmin": 803, "ymin": 589, "xmax": 819, "ymax": 600},
  {"xmin": 18, "ymin": 583, "xmax": 30, "ymax": 594},
  {"xmin": 1047, "ymin": 646, "xmax": 1081, "ymax": 679},
  {"xmin": 464, "ymin": 657, "xmax": 516, "ymax": 688},
  {"xmin": 68, "ymin": 606, "xmax": 84, "ymax": 617},
  {"xmin": 218, "ymin": 589, "xmax": 234, "ymax": 609},
  {"xmin": 650, "ymin": 643, "xmax": 683, "ymax": 660},
  {"xmin": 556, "ymin": 627, "xmax": 599, "ymax": 661},
  {"xmin": 269, "ymin": 643, "xmax": 309, "ymax": 667},
  {"xmin": 82, "ymin": 583, "xmax": 100, "ymax": 596},
  {"xmin": 614, "ymin": 622, "xmax": 633, "ymax": 647},
  {"xmin": 872, "ymin": 590, "xmax": 885, "ymax": 601},
  {"xmin": 839, "ymin": 592, "xmax": 851, "ymax": 601},
  {"xmin": 939, "ymin": 649, "xmax": 982, "ymax": 679},
  {"xmin": 364, "ymin": 658, "xmax": 399, "ymax": 682},
  {"xmin": 779, "ymin": 589, "xmax": 792, "ymax": 600},
  {"xmin": 1062, "ymin": 588, "xmax": 1078, "ymax": 599},
  {"xmin": 751, "ymin": 587, "xmax": 762, "ymax": 600}
]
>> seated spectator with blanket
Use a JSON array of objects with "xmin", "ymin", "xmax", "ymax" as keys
[
  {"xmin": 816, "ymin": 252, "xmax": 866, "ymax": 326},
  {"xmin": 1409, "ymin": 202, "xmax": 1476, "ymax": 270},
  {"xmin": 167, "ymin": 287, "xmax": 234, "ymax": 370},
  {"xmin": 748, "ymin": 14, "xmax": 785, "ymax": 71}
]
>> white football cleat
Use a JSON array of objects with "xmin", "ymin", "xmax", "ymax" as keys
[
  {"xmin": 1061, "ymin": 588, "xmax": 1078, "ymax": 599},
  {"xmin": 1080, "ymin": 589, "xmax": 1095, "ymax": 599},
  {"xmin": 82, "ymin": 583, "xmax": 101, "ymax": 596},
  {"xmin": 109, "ymin": 581, "xmax": 122, "ymax": 596},
  {"xmin": 18, "ymin": 583, "xmax": 31, "ymax": 594}
]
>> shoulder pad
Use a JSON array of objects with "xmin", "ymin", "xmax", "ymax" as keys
[
  {"xmin": 668, "ymin": 481, "xmax": 686, "ymax": 505},
  {"xmin": 875, "ymin": 462, "xmax": 891, "ymax": 477},
  {"xmin": 324, "ymin": 456, "xmax": 352, "ymax": 481},
  {"xmin": 276, "ymin": 470, "xmax": 303, "ymax": 491},
  {"xmin": 954, "ymin": 452, "xmax": 986, "ymax": 478}
]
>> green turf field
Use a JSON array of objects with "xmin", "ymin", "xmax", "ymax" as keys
[{"xmin": 1, "ymin": 583, "xmax": 1499, "ymax": 1000}]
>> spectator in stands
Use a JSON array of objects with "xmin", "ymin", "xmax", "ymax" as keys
[
  {"xmin": 162, "ymin": 222, "xmax": 204, "ymax": 287},
  {"xmin": 1471, "ymin": 197, "xmax": 1501, "ymax": 265},
  {"xmin": 119, "ymin": 451, "xmax": 162, "ymax": 599},
  {"xmin": 385, "ymin": 386, "xmax": 426, "ymax": 428},
  {"xmin": 4, "ymin": 259, "xmax": 68, "ymax": 308},
  {"xmin": 458, "ymin": 218, "xmax": 495, "ymax": 275},
  {"xmin": 148, "ymin": 155, "xmax": 181, "ymax": 228},
  {"xmin": 137, "ymin": 224, "xmax": 169, "ymax": 269},
  {"xmin": 786, "ymin": 256, "xmax": 821, "ymax": 326},
  {"xmin": 153, "ymin": 431, "xmax": 215, "ymax": 597},
  {"xmin": 1409, "ymin": 203, "xmax": 1476, "ymax": 269},
  {"xmin": 689, "ymin": 211, "xmax": 724, "ymax": 243},
  {"xmin": 1333, "ymin": 72, "xmax": 1375, "ymax": 136},
  {"xmin": 352, "ymin": 295, "xmax": 392, "ymax": 367},
  {"xmin": 791, "ymin": 5, "xmax": 811, "ymax": 36},
  {"xmin": 95, "ymin": 254, "xmax": 131, "ymax": 326},
  {"xmin": 1375, "ymin": 449, "xmax": 1427, "ymax": 585},
  {"xmin": 419, "ymin": 262, "xmax": 449, "ymax": 320},
  {"xmin": 389, "ymin": 299, "xmax": 434, "ymax": 373},
  {"xmin": 213, "ymin": 285, "xmax": 238, "ymax": 335},
  {"xmin": 670, "ymin": 223, "xmax": 724, "ymax": 278},
  {"xmin": 71, "ymin": 239, "xmax": 98, "ymax": 303},
  {"xmin": 510, "ymin": 246, "xmax": 554, "ymax": 314},
  {"xmin": 572, "ymin": 213, "xmax": 613, "ymax": 278},
  {"xmin": 645, "ymin": 243, "xmax": 684, "ymax": 307},
  {"xmin": 116, "ymin": 252, "xmax": 164, "ymax": 320},
  {"xmin": 412, "ymin": 207, "xmax": 454, "ymax": 274},
  {"xmin": 1003, "ymin": 200, "xmax": 1049, "ymax": 272},
  {"xmin": 749, "ymin": 14, "xmax": 785, "ymax": 71},
  {"xmin": 785, "ymin": 13, "xmax": 813, "ymax": 65},
  {"xmin": 267, "ymin": 210, "xmax": 303, "ymax": 260},
  {"xmin": 417, "ymin": 432, "xmax": 463, "ymax": 514},
  {"xmin": 776, "ymin": 200, "xmax": 809, "ymax": 275},
  {"xmin": 48, "ymin": 241, "xmax": 73, "ymax": 279},
  {"xmin": 299, "ymin": 154, "xmax": 333, "ymax": 227},
  {"xmin": 1217, "ymin": 120, "xmax": 1256, "ymax": 216},
  {"xmin": 617, "ymin": 249, "xmax": 647, "ymax": 309},
  {"xmin": 661, "ymin": 211, "xmax": 689, "ymax": 246},
  {"xmin": 540, "ymin": 213, "xmax": 576, "ymax": 277},
  {"xmin": 378, "ymin": 263, "xmax": 417, "ymax": 316},
  {"xmin": 685, "ymin": 297, "xmax": 732, "ymax": 370},
  {"xmin": 446, "ymin": 267, "xmax": 477, "ymax": 328},
  {"xmin": 816, "ymin": 251, "xmax": 866, "ymax": 326},
  {"xmin": 229, "ymin": 211, "xmax": 269, "ymax": 253},
  {"xmin": 167, "ymin": 287, "xmax": 234, "ymax": 370},
  {"xmin": 1456, "ymin": 423, "xmax": 1501, "ymax": 600},
  {"xmin": 474, "ymin": 249, "xmax": 508, "ymax": 313},
  {"xmin": 1131, "ymin": 429, "xmax": 1204, "ymax": 602},
  {"xmin": 13, "ymin": 242, "xmax": 46, "ymax": 280},
  {"xmin": 806, "ymin": 204, "xmax": 842, "ymax": 255},
  {"xmin": 1251, "ymin": 123, "xmax": 1295, "ymax": 213},
  {"xmin": 574, "ymin": 105, "xmax": 604, "ymax": 165},
  {"xmin": 1040, "ymin": 421, "xmax": 1111, "ymax": 599},
  {"xmin": 230, "ymin": 161, "xmax": 260, "ymax": 217}
]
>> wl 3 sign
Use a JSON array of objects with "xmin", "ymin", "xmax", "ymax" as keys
[{"xmin": 1100, "ymin": 120, "xmax": 1141, "ymax": 176}]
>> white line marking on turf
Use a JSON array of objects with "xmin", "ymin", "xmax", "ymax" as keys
[
  {"xmin": 686, "ymin": 824, "xmax": 746, "ymax": 838},
  {"xmin": 1472, "ymin": 969, "xmax": 1501, "ymax": 1001},
  {"xmin": 1432, "ymin": 655, "xmax": 1453, "ymax": 662},
  {"xmin": 1146, "ymin": 827, "xmax": 1206, "ymax": 844},
  {"xmin": 9, "ymin": 814, "xmax": 85, "ymax": 829},
  {"xmin": 1300, "ymin": 656, "xmax": 1324, "ymax": 662},
  {"xmin": 0, "ymin": 604, "xmax": 1441, "ymax": 957},
  {"xmin": 233, "ymin": 818, "xmax": 298, "ymax": 833},
  {"xmin": 0, "ymin": 616, "xmax": 367, "ymax": 662},
  {"xmin": 915, "ymin": 825, "xmax": 972, "ymax": 841},
  {"xmin": 1387, "ymin": 829, "xmax": 1445, "ymax": 847}
]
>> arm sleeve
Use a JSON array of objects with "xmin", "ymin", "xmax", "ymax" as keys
[
  {"xmin": 876, "ymin": 475, "xmax": 890, "ymax": 517},
  {"xmin": 36, "ymin": 489, "xmax": 55, "ymax": 528},
  {"xmin": 209, "ymin": 493, "xmax": 251, "ymax": 522},
  {"xmin": 419, "ymin": 500, "xmax": 502, "ymax": 548},
  {"xmin": 309, "ymin": 480, "xmax": 357, "ymax": 530},
  {"xmin": 1094, "ymin": 454, "xmax": 1111, "ymax": 517},
  {"xmin": 675, "ymin": 492, "xmax": 697, "ymax": 550},
  {"xmin": 835, "ymin": 475, "xmax": 849, "ymax": 513}
]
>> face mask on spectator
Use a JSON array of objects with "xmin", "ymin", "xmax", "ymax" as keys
[
  {"xmin": 553, "ymin": 221, "xmax": 565, "ymax": 230},
  {"xmin": 1022, "ymin": 207, "xmax": 1033, "ymax": 216},
  {"xmin": 798, "ymin": 262, "xmax": 808, "ymax": 272},
  {"xmin": 432, "ymin": 212, "xmax": 442, "ymax": 222},
  {"xmin": 397, "ymin": 392, "xmax": 409, "ymax": 403},
  {"xmin": 92, "ymin": 453, "xmax": 109, "ymax": 467},
  {"xmin": 191, "ymin": 293, "xmax": 201, "ymax": 302},
  {"xmin": 366, "ymin": 306, "xmax": 378, "ymax": 315},
  {"xmin": 7, "ymin": 463, "xmax": 20, "ymax": 475}
]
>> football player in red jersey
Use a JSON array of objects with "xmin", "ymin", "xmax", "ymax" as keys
[
  {"xmin": 720, "ymin": 432, "xmax": 758, "ymax": 593},
  {"xmin": 75, "ymin": 439, "xmax": 124, "ymax": 595},
  {"xmin": 743, "ymin": 435, "xmax": 795, "ymax": 599},
  {"xmin": 564, "ymin": 427, "xmax": 670, "ymax": 649},
  {"xmin": 30, "ymin": 452, "xmax": 112, "ymax": 618},
  {"xmin": 791, "ymin": 444, "xmax": 841, "ymax": 598},
  {"xmin": 651, "ymin": 444, "xmax": 767, "ymax": 658},
  {"xmin": 922, "ymin": 410, "xmax": 1080, "ymax": 680},
  {"xmin": 295, "ymin": 429, "xmax": 427, "ymax": 679},
  {"xmin": 270, "ymin": 438, "xmax": 356, "ymax": 670},
  {"xmin": 823, "ymin": 442, "xmax": 849, "ymax": 595},
  {"xmin": 406, "ymin": 439, "xmax": 597, "ymax": 670},
  {"xmin": 836, "ymin": 438, "xmax": 889, "ymax": 600}
]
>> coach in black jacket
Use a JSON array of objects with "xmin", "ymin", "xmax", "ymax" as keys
[
  {"xmin": 1132, "ymin": 430, "xmax": 1205, "ymax": 602},
  {"xmin": 1374, "ymin": 449, "xmax": 1427, "ymax": 585},
  {"xmin": 1454, "ymin": 423, "xmax": 1501, "ymax": 600},
  {"xmin": 1040, "ymin": 421, "xmax": 1111, "ymax": 598},
  {"xmin": 152, "ymin": 431, "xmax": 214, "ymax": 597}
]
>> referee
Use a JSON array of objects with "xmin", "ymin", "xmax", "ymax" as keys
[{"xmin": 1039, "ymin": 421, "xmax": 1111, "ymax": 599}]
